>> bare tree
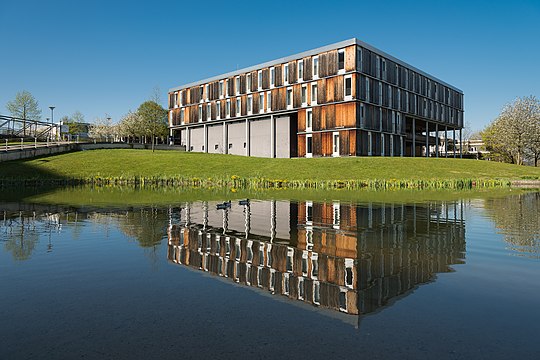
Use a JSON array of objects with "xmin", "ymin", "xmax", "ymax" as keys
[{"xmin": 6, "ymin": 90, "xmax": 42, "ymax": 120}]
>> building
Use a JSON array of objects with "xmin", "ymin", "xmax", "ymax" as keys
[
  {"xmin": 167, "ymin": 199, "xmax": 466, "ymax": 322},
  {"xmin": 168, "ymin": 38, "xmax": 464, "ymax": 158}
]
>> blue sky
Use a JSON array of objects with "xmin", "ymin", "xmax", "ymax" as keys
[{"xmin": 1, "ymin": 0, "xmax": 538, "ymax": 131}]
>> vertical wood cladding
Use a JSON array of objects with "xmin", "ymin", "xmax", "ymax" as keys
[
  {"xmin": 262, "ymin": 69, "xmax": 270, "ymax": 89},
  {"xmin": 274, "ymin": 65, "xmax": 283, "ymax": 87},
  {"xmin": 304, "ymin": 57, "xmax": 312, "ymax": 80}
]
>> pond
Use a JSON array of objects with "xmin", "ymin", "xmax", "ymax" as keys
[{"xmin": 1, "ymin": 190, "xmax": 539, "ymax": 359}]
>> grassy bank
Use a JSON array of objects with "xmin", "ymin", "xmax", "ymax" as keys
[{"xmin": 1, "ymin": 149, "xmax": 540, "ymax": 189}]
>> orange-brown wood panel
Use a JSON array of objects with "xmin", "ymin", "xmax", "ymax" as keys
[
  {"xmin": 304, "ymin": 56, "xmax": 312, "ymax": 81},
  {"xmin": 293, "ymin": 84, "xmax": 302, "ymax": 108},
  {"xmin": 334, "ymin": 75, "xmax": 344, "ymax": 102},
  {"xmin": 241, "ymin": 95, "xmax": 247, "ymax": 116},
  {"xmin": 298, "ymin": 134, "xmax": 306, "ymax": 157},
  {"xmin": 351, "ymin": 73, "xmax": 357, "ymax": 98},
  {"xmin": 274, "ymin": 64, "xmax": 283, "ymax": 87},
  {"xmin": 278, "ymin": 87, "xmax": 287, "ymax": 110},
  {"xmin": 322, "ymin": 132, "xmax": 332, "ymax": 156},
  {"xmin": 326, "ymin": 77, "xmax": 335, "ymax": 103},
  {"xmin": 298, "ymin": 109, "xmax": 306, "ymax": 132},
  {"xmin": 325, "ymin": 104, "xmax": 336, "ymax": 129},
  {"xmin": 349, "ymin": 130, "xmax": 356, "ymax": 155},
  {"xmin": 339, "ymin": 130, "xmax": 349, "ymax": 156},
  {"xmin": 253, "ymin": 93, "xmax": 260, "ymax": 114},
  {"xmin": 335, "ymin": 234, "xmax": 358, "ymax": 259},
  {"xmin": 345, "ymin": 45, "xmax": 356, "ymax": 72},
  {"xmin": 312, "ymin": 106, "xmax": 321, "ymax": 131},
  {"xmin": 336, "ymin": 103, "xmax": 356, "ymax": 127},
  {"xmin": 317, "ymin": 79, "xmax": 326, "ymax": 104},
  {"xmin": 312, "ymin": 132, "xmax": 322, "ymax": 156}
]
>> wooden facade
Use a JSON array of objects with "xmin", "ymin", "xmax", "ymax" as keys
[{"xmin": 168, "ymin": 38, "xmax": 464, "ymax": 158}]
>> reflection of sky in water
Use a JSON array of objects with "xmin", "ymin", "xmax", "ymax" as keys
[{"xmin": 1, "ymin": 193, "xmax": 539, "ymax": 359}]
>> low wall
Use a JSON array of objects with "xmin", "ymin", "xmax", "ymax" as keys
[
  {"xmin": 0, "ymin": 144, "xmax": 77, "ymax": 162},
  {"xmin": 0, "ymin": 142, "xmax": 186, "ymax": 162},
  {"xmin": 78, "ymin": 143, "xmax": 185, "ymax": 151}
]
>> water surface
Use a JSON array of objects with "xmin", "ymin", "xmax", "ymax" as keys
[{"xmin": 1, "ymin": 192, "xmax": 539, "ymax": 359}]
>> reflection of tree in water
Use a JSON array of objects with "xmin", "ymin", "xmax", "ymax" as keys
[
  {"xmin": 2, "ymin": 214, "xmax": 39, "ymax": 261},
  {"xmin": 89, "ymin": 208, "xmax": 169, "ymax": 266},
  {"xmin": 484, "ymin": 192, "xmax": 540, "ymax": 258}
]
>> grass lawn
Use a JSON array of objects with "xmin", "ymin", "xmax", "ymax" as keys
[{"xmin": 1, "ymin": 149, "xmax": 539, "ymax": 183}]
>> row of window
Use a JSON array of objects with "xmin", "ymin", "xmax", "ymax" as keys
[
  {"xmin": 356, "ymin": 47, "xmax": 463, "ymax": 109},
  {"xmin": 171, "ymin": 49, "xmax": 349, "ymax": 108},
  {"xmin": 173, "ymin": 78, "xmax": 354, "ymax": 125}
]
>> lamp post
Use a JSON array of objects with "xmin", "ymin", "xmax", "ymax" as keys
[
  {"xmin": 107, "ymin": 117, "xmax": 112, "ymax": 143},
  {"xmin": 49, "ymin": 106, "xmax": 55, "ymax": 141}
]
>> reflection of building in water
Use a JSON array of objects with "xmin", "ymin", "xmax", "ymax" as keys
[{"xmin": 168, "ymin": 200, "xmax": 466, "ymax": 317}]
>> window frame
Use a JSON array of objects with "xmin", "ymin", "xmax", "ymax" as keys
[
  {"xmin": 312, "ymin": 56, "xmax": 319, "ymax": 79},
  {"xmin": 286, "ymin": 87, "xmax": 293, "ymax": 109},
  {"xmin": 306, "ymin": 108, "xmax": 312, "ymax": 132},
  {"xmin": 298, "ymin": 59, "xmax": 304, "ymax": 82},
  {"xmin": 337, "ymin": 49, "xmax": 345, "ymax": 74},
  {"xmin": 344, "ymin": 75, "xmax": 352, "ymax": 100},
  {"xmin": 311, "ymin": 82, "xmax": 318, "ymax": 105},
  {"xmin": 306, "ymin": 134, "xmax": 313, "ymax": 158}
]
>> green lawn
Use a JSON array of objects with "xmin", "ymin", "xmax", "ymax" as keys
[{"xmin": 1, "ymin": 149, "xmax": 539, "ymax": 181}]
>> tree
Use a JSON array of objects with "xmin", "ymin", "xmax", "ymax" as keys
[
  {"xmin": 62, "ymin": 111, "xmax": 88, "ymax": 136},
  {"xmin": 116, "ymin": 111, "xmax": 141, "ymax": 143},
  {"xmin": 482, "ymin": 96, "xmax": 540, "ymax": 165},
  {"xmin": 6, "ymin": 90, "xmax": 42, "ymax": 120},
  {"xmin": 137, "ymin": 101, "xmax": 168, "ymax": 152},
  {"xmin": 88, "ymin": 116, "xmax": 115, "ymax": 142}
]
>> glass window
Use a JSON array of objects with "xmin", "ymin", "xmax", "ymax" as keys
[
  {"xmin": 216, "ymin": 102, "xmax": 221, "ymax": 119},
  {"xmin": 180, "ymin": 108, "xmax": 185, "ymax": 124},
  {"xmin": 235, "ymin": 77, "xmax": 240, "ymax": 95},
  {"xmin": 306, "ymin": 135, "xmax": 313, "ymax": 156},
  {"xmin": 298, "ymin": 60, "xmax": 304, "ymax": 80},
  {"xmin": 247, "ymin": 95, "xmax": 252, "ymax": 113},
  {"xmin": 226, "ymin": 100, "xmax": 230, "ymax": 117},
  {"xmin": 258, "ymin": 71, "xmax": 263, "ymax": 90},
  {"xmin": 311, "ymin": 83, "xmax": 318, "ymax": 104},
  {"xmin": 313, "ymin": 56, "xmax": 319, "ymax": 78},
  {"xmin": 338, "ymin": 49, "xmax": 345, "ymax": 71},
  {"xmin": 219, "ymin": 81, "xmax": 223, "ymax": 98},
  {"xmin": 301, "ymin": 85, "xmax": 307, "ymax": 105},
  {"xmin": 236, "ymin": 98, "xmax": 241, "ymax": 115},
  {"xmin": 267, "ymin": 91, "xmax": 271, "ymax": 111},
  {"xmin": 259, "ymin": 93, "xmax": 264, "ymax": 112},
  {"xmin": 270, "ymin": 67, "xmax": 275, "ymax": 87},
  {"xmin": 247, "ymin": 74, "xmax": 251, "ymax": 93},
  {"xmin": 306, "ymin": 109, "xmax": 312, "ymax": 130},
  {"xmin": 345, "ymin": 76, "xmax": 352, "ymax": 98},
  {"xmin": 198, "ymin": 105, "xmax": 202, "ymax": 122},
  {"xmin": 284, "ymin": 64, "xmax": 289, "ymax": 83},
  {"xmin": 207, "ymin": 104, "xmax": 211, "ymax": 120},
  {"xmin": 286, "ymin": 88, "xmax": 292, "ymax": 107}
]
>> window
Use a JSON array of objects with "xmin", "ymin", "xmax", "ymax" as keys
[
  {"xmin": 180, "ymin": 108, "xmax": 185, "ymax": 124},
  {"xmin": 219, "ymin": 81, "xmax": 224, "ymax": 98},
  {"xmin": 357, "ymin": 47, "xmax": 363, "ymax": 71},
  {"xmin": 259, "ymin": 93, "xmax": 264, "ymax": 113},
  {"xmin": 306, "ymin": 134, "xmax": 313, "ymax": 157},
  {"xmin": 284, "ymin": 64, "xmax": 289, "ymax": 84},
  {"xmin": 247, "ymin": 74, "xmax": 252, "ymax": 93},
  {"xmin": 226, "ymin": 99, "xmax": 231, "ymax": 118},
  {"xmin": 333, "ymin": 132, "xmax": 340, "ymax": 157},
  {"xmin": 267, "ymin": 91, "xmax": 271, "ymax": 111},
  {"xmin": 198, "ymin": 105, "xmax": 202, "ymax": 122},
  {"xmin": 270, "ymin": 67, "xmax": 275, "ymax": 87},
  {"xmin": 311, "ymin": 83, "xmax": 318, "ymax": 105},
  {"xmin": 378, "ymin": 82, "xmax": 382, "ymax": 105},
  {"xmin": 366, "ymin": 77, "xmax": 370, "ymax": 100},
  {"xmin": 179, "ymin": 90, "xmax": 183, "ymax": 106},
  {"xmin": 344, "ymin": 75, "xmax": 352, "ymax": 100},
  {"xmin": 313, "ymin": 56, "xmax": 319, "ymax": 78},
  {"xmin": 173, "ymin": 92, "xmax": 178, "ymax": 107},
  {"xmin": 204, "ymin": 85, "xmax": 209, "ymax": 101},
  {"xmin": 298, "ymin": 60, "xmax": 304, "ymax": 81},
  {"xmin": 338, "ymin": 49, "xmax": 345, "ymax": 73},
  {"xmin": 225, "ymin": 79, "xmax": 229, "ymax": 97},
  {"xmin": 236, "ymin": 98, "xmax": 241, "ymax": 116},
  {"xmin": 247, "ymin": 95, "xmax": 252, "ymax": 114},
  {"xmin": 216, "ymin": 102, "xmax": 221, "ymax": 119},
  {"xmin": 286, "ymin": 87, "xmax": 292, "ymax": 109},
  {"xmin": 258, "ymin": 70, "xmax": 262, "ymax": 90},
  {"xmin": 235, "ymin": 76, "xmax": 240, "ymax": 95},
  {"xmin": 306, "ymin": 108, "xmax": 312, "ymax": 131},
  {"xmin": 207, "ymin": 104, "xmax": 211, "ymax": 121},
  {"xmin": 199, "ymin": 86, "xmax": 204, "ymax": 102},
  {"xmin": 368, "ymin": 131, "xmax": 372, "ymax": 156},
  {"xmin": 301, "ymin": 85, "xmax": 307, "ymax": 105}
]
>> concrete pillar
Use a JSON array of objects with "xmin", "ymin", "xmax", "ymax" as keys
[
  {"xmin": 245, "ymin": 118, "xmax": 250, "ymax": 156},
  {"xmin": 425, "ymin": 120, "xmax": 429, "ymax": 158},
  {"xmin": 223, "ymin": 121, "xmax": 228, "ymax": 154},
  {"xmin": 204, "ymin": 124, "xmax": 208, "ymax": 153},
  {"xmin": 435, "ymin": 123, "xmax": 439, "ymax": 158},
  {"xmin": 453, "ymin": 128, "xmax": 456, "ymax": 158},
  {"xmin": 270, "ymin": 115, "xmax": 275, "ymax": 158},
  {"xmin": 186, "ymin": 127, "xmax": 191, "ymax": 152},
  {"xmin": 445, "ymin": 126, "xmax": 448, "ymax": 158},
  {"xmin": 459, "ymin": 128, "xmax": 463, "ymax": 159},
  {"xmin": 412, "ymin": 118, "xmax": 416, "ymax": 157}
]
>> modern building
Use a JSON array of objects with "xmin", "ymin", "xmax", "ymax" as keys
[{"xmin": 168, "ymin": 38, "xmax": 464, "ymax": 158}]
